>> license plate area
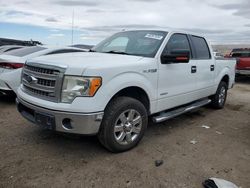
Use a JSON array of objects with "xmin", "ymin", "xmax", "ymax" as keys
[{"xmin": 34, "ymin": 112, "xmax": 55, "ymax": 130}]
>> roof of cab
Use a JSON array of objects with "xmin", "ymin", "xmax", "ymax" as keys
[{"xmin": 121, "ymin": 28, "xmax": 206, "ymax": 38}]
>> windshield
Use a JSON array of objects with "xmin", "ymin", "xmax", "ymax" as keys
[
  {"xmin": 4, "ymin": 46, "xmax": 46, "ymax": 57},
  {"xmin": 93, "ymin": 30, "xmax": 168, "ymax": 58}
]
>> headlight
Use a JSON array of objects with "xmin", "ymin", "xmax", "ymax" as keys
[{"xmin": 61, "ymin": 76, "xmax": 102, "ymax": 103}]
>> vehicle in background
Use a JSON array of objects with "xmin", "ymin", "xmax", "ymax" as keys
[
  {"xmin": 213, "ymin": 51, "xmax": 224, "ymax": 59},
  {"xmin": 0, "ymin": 37, "xmax": 42, "ymax": 46},
  {"xmin": 229, "ymin": 48, "xmax": 250, "ymax": 76},
  {"xmin": 16, "ymin": 29, "xmax": 236, "ymax": 152},
  {"xmin": 0, "ymin": 45, "xmax": 25, "ymax": 55},
  {"xmin": 0, "ymin": 46, "xmax": 86, "ymax": 95},
  {"xmin": 70, "ymin": 44, "xmax": 94, "ymax": 50}
]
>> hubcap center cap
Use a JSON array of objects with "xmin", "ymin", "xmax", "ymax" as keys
[{"xmin": 124, "ymin": 122, "xmax": 132, "ymax": 132}]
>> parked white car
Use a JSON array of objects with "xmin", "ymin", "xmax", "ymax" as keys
[
  {"xmin": 0, "ymin": 46, "xmax": 86, "ymax": 95},
  {"xmin": 0, "ymin": 45, "xmax": 25, "ymax": 55},
  {"xmin": 17, "ymin": 29, "xmax": 236, "ymax": 152}
]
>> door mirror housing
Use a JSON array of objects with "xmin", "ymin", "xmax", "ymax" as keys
[{"xmin": 161, "ymin": 50, "xmax": 190, "ymax": 64}]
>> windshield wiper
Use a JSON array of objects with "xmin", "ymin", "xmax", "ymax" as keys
[{"xmin": 105, "ymin": 50, "xmax": 130, "ymax": 55}]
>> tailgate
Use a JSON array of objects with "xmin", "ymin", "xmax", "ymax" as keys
[{"xmin": 237, "ymin": 58, "xmax": 250, "ymax": 70}]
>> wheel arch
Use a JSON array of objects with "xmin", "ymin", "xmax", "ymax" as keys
[
  {"xmin": 220, "ymin": 74, "xmax": 230, "ymax": 87},
  {"xmin": 106, "ymin": 86, "xmax": 151, "ymax": 115}
]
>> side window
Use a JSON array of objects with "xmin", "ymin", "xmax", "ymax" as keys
[
  {"xmin": 190, "ymin": 36, "xmax": 211, "ymax": 59},
  {"xmin": 163, "ymin": 33, "xmax": 191, "ymax": 55}
]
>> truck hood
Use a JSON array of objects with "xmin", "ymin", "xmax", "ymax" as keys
[{"xmin": 27, "ymin": 52, "xmax": 144, "ymax": 75}]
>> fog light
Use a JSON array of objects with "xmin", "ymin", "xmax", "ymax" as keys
[{"xmin": 62, "ymin": 118, "xmax": 73, "ymax": 130}]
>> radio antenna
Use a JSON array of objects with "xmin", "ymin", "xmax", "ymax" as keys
[{"xmin": 71, "ymin": 9, "xmax": 74, "ymax": 45}]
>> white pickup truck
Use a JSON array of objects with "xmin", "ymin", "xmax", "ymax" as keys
[{"xmin": 17, "ymin": 29, "xmax": 236, "ymax": 152}]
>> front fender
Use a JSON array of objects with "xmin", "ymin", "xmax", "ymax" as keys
[{"xmin": 95, "ymin": 71, "xmax": 158, "ymax": 113}]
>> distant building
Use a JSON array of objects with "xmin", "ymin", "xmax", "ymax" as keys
[{"xmin": 0, "ymin": 38, "xmax": 42, "ymax": 46}]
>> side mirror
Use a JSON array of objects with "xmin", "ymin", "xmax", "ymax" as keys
[{"xmin": 161, "ymin": 50, "xmax": 190, "ymax": 64}]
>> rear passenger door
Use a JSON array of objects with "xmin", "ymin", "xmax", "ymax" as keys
[{"xmin": 189, "ymin": 35, "xmax": 215, "ymax": 96}]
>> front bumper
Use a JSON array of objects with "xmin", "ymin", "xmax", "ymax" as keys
[
  {"xmin": 236, "ymin": 69, "xmax": 250, "ymax": 75},
  {"xmin": 16, "ymin": 97, "xmax": 104, "ymax": 135}
]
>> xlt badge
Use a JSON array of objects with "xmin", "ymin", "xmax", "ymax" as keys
[{"xmin": 143, "ymin": 69, "xmax": 157, "ymax": 73}]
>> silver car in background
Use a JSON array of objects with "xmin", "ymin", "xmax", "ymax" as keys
[
  {"xmin": 0, "ymin": 46, "xmax": 86, "ymax": 95},
  {"xmin": 0, "ymin": 45, "xmax": 25, "ymax": 55}
]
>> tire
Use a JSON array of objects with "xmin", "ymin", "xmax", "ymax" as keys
[
  {"xmin": 98, "ymin": 97, "xmax": 148, "ymax": 153},
  {"xmin": 210, "ymin": 81, "xmax": 228, "ymax": 109}
]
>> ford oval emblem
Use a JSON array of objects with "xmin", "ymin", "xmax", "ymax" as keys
[{"xmin": 25, "ymin": 75, "xmax": 38, "ymax": 84}]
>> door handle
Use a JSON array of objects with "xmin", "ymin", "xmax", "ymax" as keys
[
  {"xmin": 210, "ymin": 65, "xmax": 215, "ymax": 71},
  {"xmin": 191, "ymin": 66, "xmax": 197, "ymax": 73}
]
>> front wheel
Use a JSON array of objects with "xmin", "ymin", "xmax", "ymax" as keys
[
  {"xmin": 210, "ymin": 81, "xmax": 228, "ymax": 109},
  {"xmin": 98, "ymin": 97, "xmax": 148, "ymax": 153}
]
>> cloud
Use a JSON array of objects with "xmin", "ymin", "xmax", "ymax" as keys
[
  {"xmin": 45, "ymin": 17, "xmax": 58, "ymax": 22},
  {"xmin": 85, "ymin": 9, "xmax": 106, "ymax": 13},
  {"xmin": 214, "ymin": 0, "xmax": 250, "ymax": 19},
  {"xmin": 50, "ymin": 29, "xmax": 61, "ymax": 32},
  {"xmin": 16, "ymin": 1, "xmax": 29, "ymax": 4},
  {"xmin": 129, "ymin": 0, "xmax": 161, "ymax": 2},
  {"xmin": 54, "ymin": 0, "xmax": 98, "ymax": 6},
  {"xmin": 4, "ymin": 10, "xmax": 33, "ymax": 17},
  {"xmin": 1, "ymin": 0, "xmax": 250, "ymax": 45},
  {"xmin": 48, "ymin": 33, "xmax": 65, "ymax": 37},
  {"xmin": 179, "ymin": 28, "xmax": 233, "ymax": 35}
]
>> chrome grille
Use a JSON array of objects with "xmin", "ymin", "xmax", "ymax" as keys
[
  {"xmin": 37, "ymin": 78, "xmax": 56, "ymax": 87},
  {"xmin": 25, "ymin": 64, "xmax": 60, "ymax": 75},
  {"xmin": 21, "ymin": 63, "xmax": 65, "ymax": 102}
]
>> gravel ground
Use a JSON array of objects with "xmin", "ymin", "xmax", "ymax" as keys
[{"xmin": 0, "ymin": 77, "xmax": 249, "ymax": 188}]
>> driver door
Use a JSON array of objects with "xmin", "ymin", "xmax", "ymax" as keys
[{"xmin": 157, "ymin": 33, "xmax": 197, "ymax": 112}]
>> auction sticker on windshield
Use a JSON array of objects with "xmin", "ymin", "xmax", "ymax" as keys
[{"xmin": 145, "ymin": 34, "xmax": 163, "ymax": 40}]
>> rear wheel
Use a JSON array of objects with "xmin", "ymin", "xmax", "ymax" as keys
[
  {"xmin": 210, "ymin": 81, "xmax": 228, "ymax": 109},
  {"xmin": 98, "ymin": 97, "xmax": 148, "ymax": 153}
]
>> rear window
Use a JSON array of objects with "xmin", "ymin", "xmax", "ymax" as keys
[
  {"xmin": 232, "ymin": 48, "xmax": 250, "ymax": 52},
  {"xmin": 4, "ymin": 46, "xmax": 46, "ymax": 57},
  {"xmin": 231, "ymin": 52, "xmax": 250, "ymax": 58},
  {"xmin": 4, "ymin": 47, "xmax": 22, "ymax": 52},
  {"xmin": 190, "ymin": 36, "xmax": 211, "ymax": 59},
  {"xmin": 46, "ymin": 49, "xmax": 84, "ymax": 55}
]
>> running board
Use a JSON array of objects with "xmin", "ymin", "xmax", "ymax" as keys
[{"xmin": 152, "ymin": 98, "xmax": 211, "ymax": 123}]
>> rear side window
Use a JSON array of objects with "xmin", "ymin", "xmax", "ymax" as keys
[
  {"xmin": 190, "ymin": 36, "xmax": 211, "ymax": 59},
  {"xmin": 4, "ymin": 47, "xmax": 21, "ymax": 52}
]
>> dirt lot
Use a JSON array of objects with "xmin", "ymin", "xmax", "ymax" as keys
[{"xmin": 0, "ymin": 78, "xmax": 249, "ymax": 188}]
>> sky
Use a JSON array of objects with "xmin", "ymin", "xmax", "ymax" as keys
[{"xmin": 0, "ymin": 0, "xmax": 250, "ymax": 46}]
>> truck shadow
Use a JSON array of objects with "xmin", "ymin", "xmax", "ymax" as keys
[
  {"xmin": 0, "ymin": 95, "xmax": 16, "ymax": 104},
  {"xmin": 25, "ymin": 107, "xmax": 214, "ymax": 157},
  {"xmin": 146, "ymin": 107, "xmax": 213, "ymax": 135}
]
